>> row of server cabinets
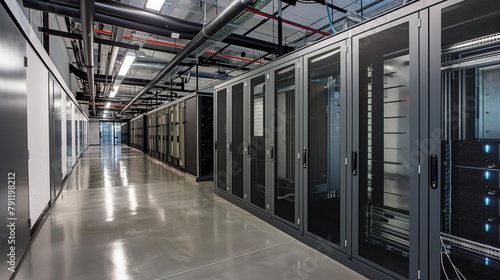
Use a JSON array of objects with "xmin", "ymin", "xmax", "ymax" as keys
[
  {"xmin": 213, "ymin": 0, "xmax": 500, "ymax": 279},
  {"xmin": 129, "ymin": 93, "xmax": 213, "ymax": 180}
]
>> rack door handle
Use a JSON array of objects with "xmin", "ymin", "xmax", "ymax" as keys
[
  {"xmin": 430, "ymin": 154, "xmax": 438, "ymax": 189},
  {"xmin": 270, "ymin": 145, "xmax": 274, "ymax": 162},
  {"xmin": 229, "ymin": 141, "xmax": 232, "ymax": 154},
  {"xmin": 247, "ymin": 142, "xmax": 251, "ymax": 157},
  {"xmin": 302, "ymin": 148, "xmax": 307, "ymax": 168},
  {"xmin": 352, "ymin": 150, "xmax": 357, "ymax": 176}
]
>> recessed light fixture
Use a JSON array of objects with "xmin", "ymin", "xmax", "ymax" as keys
[
  {"xmin": 118, "ymin": 51, "xmax": 136, "ymax": 76},
  {"xmin": 109, "ymin": 85, "xmax": 120, "ymax": 98},
  {"xmin": 146, "ymin": 0, "xmax": 165, "ymax": 11},
  {"xmin": 105, "ymin": 102, "xmax": 111, "ymax": 109}
]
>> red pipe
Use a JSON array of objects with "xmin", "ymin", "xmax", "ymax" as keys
[
  {"xmin": 94, "ymin": 29, "xmax": 264, "ymax": 64},
  {"xmin": 244, "ymin": 8, "xmax": 330, "ymax": 37}
]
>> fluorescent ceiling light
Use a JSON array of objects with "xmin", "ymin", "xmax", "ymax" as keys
[
  {"xmin": 105, "ymin": 102, "xmax": 111, "ymax": 109},
  {"xmin": 109, "ymin": 85, "xmax": 119, "ymax": 98},
  {"xmin": 146, "ymin": 0, "xmax": 165, "ymax": 11},
  {"xmin": 118, "ymin": 52, "xmax": 136, "ymax": 76}
]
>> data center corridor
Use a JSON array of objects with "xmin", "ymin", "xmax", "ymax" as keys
[{"xmin": 13, "ymin": 146, "xmax": 366, "ymax": 280}]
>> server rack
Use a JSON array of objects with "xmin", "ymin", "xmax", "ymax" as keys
[
  {"xmin": 128, "ymin": 93, "xmax": 213, "ymax": 180},
  {"xmin": 129, "ymin": 115, "xmax": 147, "ymax": 153},
  {"xmin": 213, "ymin": 1, "xmax": 500, "ymax": 279},
  {"xmin": 428, "ymin": 1, "xmax": 500, "ymax": 279}
]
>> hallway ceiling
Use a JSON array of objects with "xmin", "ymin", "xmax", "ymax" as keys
[{"xmin": 25, "ymin": 0, "xmax": 406, "ymax": 118}]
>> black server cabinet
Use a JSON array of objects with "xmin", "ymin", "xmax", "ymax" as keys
[
  {"xmin": 199, "ymin": 96, "xmax": 213, "ymax": 179},
  {"xmin": 184, "ymin": 94, "xmax": 213, "ymax": 181},
  {"xmin": 185, "ymin": 97, "xmax": 198, "ymax": 176}
]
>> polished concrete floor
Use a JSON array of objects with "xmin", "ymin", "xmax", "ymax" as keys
[{"xmin": 15, "ymin": 146, "xmax": 367, "ymax": 280}]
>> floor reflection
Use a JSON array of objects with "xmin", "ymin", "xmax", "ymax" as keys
[{"xmin": 14, "ymin": 146, "xmax": 366, "ymax": 280}]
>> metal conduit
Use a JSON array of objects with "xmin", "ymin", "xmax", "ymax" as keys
[
  {"xmin": 119, "ymin": 0, "xmax": 253, "ymax": 115},
  {"xmin": 79, "ymin": 0, "xmax": 96, "ymax": 115}
]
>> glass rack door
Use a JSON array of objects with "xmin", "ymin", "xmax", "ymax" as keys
[
  {"xmin": 272, "ymin": 62, "xmax": 299, "ymax": 226},
  {"xmin": 248, "ymin": 74, "xmax": 267, "ymax": 211},
  {"xmin": 216, "ymin": 88, "xmax": 228, "ymax": 191},
  {"xmin": 352, "ymin": 15, "xmax": 419, "ymax": 279},
  {"xmin": 231, "ymin": 83, "xmax": 245, "ymax": 199},
  {"xmin": 429, "ymin": 0, "xmax": 500, "ymax": 279},
  {"xmin": 304, "ymin": 44, "xmax": 346, "ymax": 248}
]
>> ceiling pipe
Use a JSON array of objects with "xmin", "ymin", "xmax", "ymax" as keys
[
  {"xmin": 202, "ymin": 4, "xmax": 290, "ymax": 64},
  {"xmin": 80, "ymin": 0, "xmax": 96, "ymax": 116},
  {"xmin": 23, "ymin": 0, "xmax": 279, "ymax": 54},
  {"xmin": 244, "ymin": 8, "xmax": 330, "ymax": 36},
  {"xmin": 131, "ymin": 62, "xmax": 231, "ymax": 79},
  {"xmin": 119, "ymin": 0, "xmax": 253, "ymax": 115},
  {"xmin": 69, "ymin": 64, "xmax": 183, "ymax": 88}
]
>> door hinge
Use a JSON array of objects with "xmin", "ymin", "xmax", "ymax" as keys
[
  {"xmin": 345, "ymin": 240, "xmax": 347, "ymax": 247},
  {"xmin": 26, "ymin": 150, "xmax": 30, "ymax": 160},
  {"xmin": 24, "ymin": 56, "xmax": 28, "ymax": 67},
  {"xmin": 297, "ymin": 63, "xmax": 300, "ymax": 69},
  {"xmin": 267, "ymin": 74, "xmax": 270, "ymax": 79},
  {"xmin": 345, "ymin": 45, "xmax": 348, "ymax": 53},
  {"xmin": 345, "ymin": 157, "xmax": 348, "ymax": 166},
  {"xmin": 297, "ymin": 218, "xmax": 300, "ymax": 225},
  {"xmin": 417, "ymin": 269, "xmax": 421, "ymax": 279},
  {"xmin": 297, "ymin": 152, "xmax": 301, "ymax": 159},
  {"xmin": 267, "ymin": 204, "xmax": 269, "ymax": 210},
  {"xmin": 226, "ymin": 187, "xmax": 229, "ymax": 191},
  {"xmin": 418, "ymin": 18, "xmax": 421, "ymax": 28},
  {"xmin": 418, "ymin": 164, "xmax": 421, "ymax": 174},
  {"xmin": 244, "ymin": 194, "xmax": 247, "ymax": 199}
]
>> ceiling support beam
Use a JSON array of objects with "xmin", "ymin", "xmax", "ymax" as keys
[{"xmin": 38, "ymin": 27, "xmax": 139, "ymax": 50}]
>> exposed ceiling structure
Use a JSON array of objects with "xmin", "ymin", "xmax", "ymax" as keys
[{"xmin": 24, "ymin": 0, "xmax": 407, "ymax": 119}]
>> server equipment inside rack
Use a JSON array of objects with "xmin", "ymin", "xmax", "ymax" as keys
[
  {"xmin": 438, "ymin": 0, "xmax": 500, "ymax": 278},
  {"xmin": 128, "ymin": 93, "xmax": 213, "ymax": 181}
]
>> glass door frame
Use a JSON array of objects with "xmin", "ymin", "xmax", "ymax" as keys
[
  {"xmin": 245, "ymin": 72, "xmax": 270, "ymax": 213},
  {"xmin": 228, "ymin": 82, "xmax": 246, "ymax": 201},
  {"xmin": 301, "ymin": 40, "xmax": 348, "ymax": 251},
  {"xmin": 351, "ymin": 14, "xmax": 421, "ymax": 279},
  {"xmin": 269, "ymin": 58, "xmax": 301, "ymax": 229},
  {"xmin": 214, "ymin": 87, "xmax": 229, "ymax": 192}
]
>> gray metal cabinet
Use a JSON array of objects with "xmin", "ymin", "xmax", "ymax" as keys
[
  {"xmin": 351, "ymin": 14, "xmax": 421, "ymax": 279},
  {"xmin": 245, "ymin": 73, "xmax": 270, "ymax": 212},
  {"xmin": 269, "ymin": 60, "xmax": 301, "ymax": 229},
  {"xmin": 0, "ymin": 5, "xmax": 30, "ymax": 279},
  {"xmin": 301, "ymin": 42, "xmax": 348, "ymax": 251}
]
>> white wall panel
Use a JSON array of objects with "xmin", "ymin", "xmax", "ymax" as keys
[
  {"xmin": 26, "ymin": 44, "xmax": 50, "ymax": 227},
  {"xmin": 89, "ymin": 120, "xmax": 100, "ymax": 145}
]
